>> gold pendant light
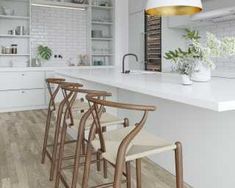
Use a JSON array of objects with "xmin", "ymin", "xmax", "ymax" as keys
[{"xmin": 146, "ymin": 0, "xmax": 203, "ymax": 16}]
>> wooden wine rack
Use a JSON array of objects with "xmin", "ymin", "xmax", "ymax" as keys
[{"xmin": 145, "ymin": 14, "xmax": 161, "ymax": 72}]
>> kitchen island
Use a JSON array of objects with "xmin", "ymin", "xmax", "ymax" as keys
[{"xmin": 56, "ymin": 67, "xmax": 235, "ymax": 188}]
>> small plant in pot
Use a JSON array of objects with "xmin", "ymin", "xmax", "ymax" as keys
[
  {"xmin": 37, "ymin": 45, "xmax": 52, "ymax": 65},
  {"xmin": 165, "ymin": 51, "xmax": 194, "ymax": 85}
]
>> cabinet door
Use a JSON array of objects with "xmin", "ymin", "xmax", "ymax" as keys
[
  {"xmin": 0, "ymin": 89, "xmax": 45, "ymax": 109},
  {"xmin": 129, "ymin": 11, "xmax": 145, "ymax": 70},
  {"xmin": 0, "ymin": 71, "xmax": 45, "ymax": 90},
  {"xmin": 129, "ymin": 0, "xmax": 145, "ymax": 14}
]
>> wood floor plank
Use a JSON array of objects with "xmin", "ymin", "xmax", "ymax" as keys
[{"xmin": 0, "ymin": 110, "xmax": 191, "ymax": 188}]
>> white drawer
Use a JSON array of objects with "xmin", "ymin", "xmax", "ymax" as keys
[
  {"xmin": 0, "ymin": 89, "xmax": 45, "ymax": 109},
  {"xmin": 0, "ymin": 71, "xmax": 45, "ymax": 90}
]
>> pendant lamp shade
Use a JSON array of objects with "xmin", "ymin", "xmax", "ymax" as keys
[{"xmin": 146, "ymin": 0, "xmax": 203, "ymax": 16}]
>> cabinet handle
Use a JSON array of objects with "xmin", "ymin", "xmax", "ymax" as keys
[
  {"xmin": 21, "ymin": 74, "xmax": 25, "ymax": 76},
  {"xmin": 21, "ymin": 91, "xmax": 25, "ymax": 94}
]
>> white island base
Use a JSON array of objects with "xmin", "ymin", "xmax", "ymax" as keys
[{"xmin": 56, "ymin": 68, "xmax": 235, "ymax": 188}]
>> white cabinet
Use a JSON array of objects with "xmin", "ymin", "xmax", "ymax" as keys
[
  {"xmin": 0, "ymin": 89, "xmax": 45, "ymax": 109},
  {"xmin": 129, "ymin": 0, "xmax": 145, "ymax": 14},
  {"xmin": 129, "ymin": 11, "xmax": 145, "ymax": 70},
  {"xmin": 0, "ymin": 71, "xmax": 45, "ymax": 90},
  {"xmin": 0, "ymin": 70, "xmax": 47, "ymax": 112}
]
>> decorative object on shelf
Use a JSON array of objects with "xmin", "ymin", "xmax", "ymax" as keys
[
  {"xmin": 73, "ymin": 0, "xmax": 88, "ymax": 4},
  {"xmin": 99, "ymin": 0, "xmax": 110, "ymax": 7},
  {"xmin": 165, "ymin": 29, "xmax": 235, "ymax": 82},
  {"xmin": 92, "ymin": 30, "xmax": 103, "ymax": 38},
  {"xmin": 1, "ymin": 46, "xmax": 11, "ymax": 54},
  {"xmin": 78, "ymin": 54, "xmax": 89, "ymax": 66},
  {"xmin": 32, "ymin": 58, "xmax": 41, "ymax": 67},
  {"xmin": 1, "ymin": 45, "xmax": 18, "ymax": 55},
  {"xmin": 15, "ymin": 26, "xmax": 25, "ymax": 35},
  {"xmin": 11, "ymin": 44, "xmax": 18, "ymax": 54},
  {"xmin": 8, "ymin": 29, "xmax": 16, "ymax": 36},
  {"xmin": 145, "ymin": 0, "xmax": 202, "ymax": 16},
  {"xmin": 93, "ymin": 60, "xmax": 104, "ymax": 66},
  {"xmin": 37, "ymin": 45, "xmax": 52, "ymax": 62},
  {"xmin": 1, "ymin": 6, "xmax": 15, "ymax": 16}
]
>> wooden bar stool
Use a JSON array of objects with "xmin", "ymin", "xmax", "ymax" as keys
[
  {"xmin": 42, "ymin": 79, "xmax": 89, "ymax": 181},
  {"xmin": 42, "ymin": 78, "xmax": 66, "ymax": 165},
  {"xmin": 82, "ymin": 93, "xmax": 184, "ymax": 188},
  {"xmin": 54, "ymin": 85, "xmax": 128, "ymax": 188}
]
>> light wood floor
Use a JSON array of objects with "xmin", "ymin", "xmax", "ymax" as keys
[{"xmin": 0, "ymin": 110, "xmax": 191, "ymax": 188}]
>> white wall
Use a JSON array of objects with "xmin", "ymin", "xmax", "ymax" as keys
[
  {"xmin": 115, "ymin": 0, "xmax": 129, "ymax": 69},
  {"xmin": 161, "ymin": 18, "xmax": 185, "ymax": 72}
]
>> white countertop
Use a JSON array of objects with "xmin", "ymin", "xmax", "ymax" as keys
[
  {"xmin": 55, "ymin": 68, "xmax": 235, "ymax": 112},
  {"xmin": 0, "ymin": 66, "xmax": 114, "ymax": 72}
]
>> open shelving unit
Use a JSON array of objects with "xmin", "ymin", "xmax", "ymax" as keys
[
  {"xmin": 0, "ymin": 0, "xmax": 115, "ymax": 68},
  {"xmin": 0, "ymin": 0, "xmax": 31, "ymax": 67},
  {"xmin": 90, "ymin": 0, "xmax": 115, "ymax": 66}
]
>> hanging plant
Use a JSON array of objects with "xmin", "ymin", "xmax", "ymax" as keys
[{"xmin": 37, "ymin": 45, "xmax": 52, "ymax": 61}]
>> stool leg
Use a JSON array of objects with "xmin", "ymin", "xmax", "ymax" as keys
[
  {"xmin": 71, "ymin": 130, "xmax": 85, "ymax": 188},
  {"xmin": 41, "ymin": 109, "xmax": 52, "ymax": 164},
  {"xmin": 54, "ymin": 123, "xmax": 67, "ymax": 188},
  {"xmin": 96, "ymin": 152, "xmax": 101, "ymax": 171},
  {"xmin": 49, "ymin": 117, "xmax": 61, "ymax": 181},
  {"xmin": 103, "ymin": 158, "xmax": 108, "ymax": 179},
  {"xmin": 82, "ymin": 125, "xmax": 96, "ymax": 188},
  {"xmin": 126, "ymin": 161, "xmax": 131, "ymax": 188},
  {"xmin": 175, "ymin": 142, "xmax": 184, "ymax": 188},
  {"xmin": 136, "ymin": 159, "xmax": 142, "ymax": 188},
  {"xmin": 101, "ymin": 126, "xmax": 108, "ymax": 178}
]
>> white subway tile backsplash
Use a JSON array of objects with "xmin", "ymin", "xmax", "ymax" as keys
[{"xmin": 31, "ymin": 6, "xmax": 88, "ymax": 64}]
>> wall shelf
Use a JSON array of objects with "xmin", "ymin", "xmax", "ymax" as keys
[
  {"xmin": 0, "ymin": 54, "xmax": 30, "ymax": 56},
  {"xmin": 0, "ymin": 15, "xmax": 30, "ymax": 20},
  {"xmin": 92, "ymin": 37, "xmax": 113, "ymax": 41},
  {"xmin": 0, "ymin": 35, "xmax": 31, "ymax": 38},
  {"xmin": 2, "ymin": 0, "xmax": 29, "ymax": 2},
  {"xmin": 31, "ymin": 0, "xmax": 88, "ymax": 10},
  {"xmin": 92, "ymin": 54, "xmax": 113, "ymax": 56},
  {"xmin": 92, "ymin": 21, "xmax": 113, "ymax": 25},
  {"xmin": 91, "ymin": 5, "xmax": 113, "ymax": 10}
]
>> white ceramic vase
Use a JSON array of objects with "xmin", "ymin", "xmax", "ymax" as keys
[
  {"xmin": 191, "ymin": 61, "xmax": 211, "ymax": 82},
  {"xmin": 181, "ymin": 74, "xmax": 192, "ymax": 85}
]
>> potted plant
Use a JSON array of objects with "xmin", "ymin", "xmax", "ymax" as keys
[
  {"xmin": 164, "ymin": 50, "xmax": 194, "ymax": 85},
  {"xmin": 165, "ymin": 29, "xmax": 235, "ymax": 82},
  {"xmin": 37, "ymin": 45, "xmax": 52, "ymax": 65}
]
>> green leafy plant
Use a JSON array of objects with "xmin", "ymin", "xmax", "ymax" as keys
[
  {"xmin": 165, "ymin": 29, "xmax": 235, "ymax": 76},
  {"xmin": 37, "ymin": 45, "xmax": 52, "ymax": 61},
  {"xmin": 183, "ymin": 29, "xmax": 201, "ymax": 40}
]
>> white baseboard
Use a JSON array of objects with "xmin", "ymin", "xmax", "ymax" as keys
[{"xmin": 0, "ymin": 105, "xmax": 48, "ymax": 113}]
